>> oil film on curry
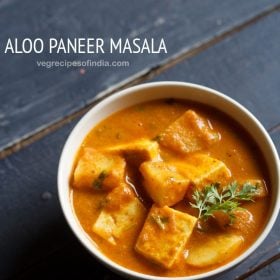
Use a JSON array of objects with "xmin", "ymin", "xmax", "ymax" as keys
[{"xmin": 70, "ymin": 99, "xmax": 269, "ymax": 277}]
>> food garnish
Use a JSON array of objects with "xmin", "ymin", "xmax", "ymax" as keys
[
  {"xmin": 92, "ymin": 170, "xmax": 108, "ymax": 190},
  {"xmin": 190, "ymin": 182, "xmax": 258, "ymax": 224},
  {"xmin": 150, "ymin": 214, "xmax": 169, "ymax": 230}
]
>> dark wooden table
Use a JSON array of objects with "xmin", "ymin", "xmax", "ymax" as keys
[{"xmin": 1, "ymin": 1, "xmax": 280, "ymax": 279}]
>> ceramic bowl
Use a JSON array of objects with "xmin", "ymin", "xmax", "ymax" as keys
[{"xmin": 58, "ymin": 81, "xmax": 280, "ymax": 280}]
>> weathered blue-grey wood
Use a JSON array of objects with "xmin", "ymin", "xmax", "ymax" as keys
[
  {"xmin": 0, "ymin": 127, "xmax": 278, "ymax": 280},
  {"xmin": 0, "ymin": 121, "xmax": 77, "ymax": 280},
  {"xmin": 153, "ymin": 10, "xmax": 280, "ymax": 130},
  {"xmin": 0, "ymin": 0, "xmax": 279, "ymax": 151},
  {"xmin": 11, "ymin": 238, "xmax": 124, "ymax": 280},
  {"xmin": 247, "ymin": 259, "xmax": 280, "ymax": 280},
  {"xmin": 1, "ymin": 3, "xmax": 280, "ymax": 279}
]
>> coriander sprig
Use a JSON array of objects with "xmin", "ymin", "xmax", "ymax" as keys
[{"xmin": 190, "ymin": 181, "xmax": 258, "ymax": 222}]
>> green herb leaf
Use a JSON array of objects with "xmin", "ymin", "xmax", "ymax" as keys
[
  {"xmin": 190, "ymin": 181, "xmax": 258, "ymax": 223},
  {"xmin": 92, "ymin": 170, "xmax": 108, "ymax": 190}
]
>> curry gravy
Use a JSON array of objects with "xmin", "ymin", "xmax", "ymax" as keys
[{"xmin": 71, "ymin": 99, "xmax": 270, "ymax": 277}]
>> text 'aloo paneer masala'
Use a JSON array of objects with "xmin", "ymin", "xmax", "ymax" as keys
[{"xmin": 70, "ymin": 99, "xmax": 270, "ymax": 277}]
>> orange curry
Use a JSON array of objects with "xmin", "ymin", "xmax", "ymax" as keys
[{"xmin": 70, "ymin": 99, "xmax": 269, "ymax": 277}]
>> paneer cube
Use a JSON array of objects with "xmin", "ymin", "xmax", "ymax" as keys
[
  {"xmin": 140, "ymin": 161, "xmax": 190, "ymax": 206},
  {"xmin": 73, "ymin": 148, "xmax": 125, "ymax": 191},
  {"xmin": 104, "ymin": 139, "xmax": 160, "ymax": 166},
  {"xmin": 135, "ymin": 205, "xmax": 197, "ymax": 268},
  {"xmin": 93, "ymin": 185, "xmax": 146, "ymax": 245},
  {"xmin": 159, "ymin": 110, "xmax": 220, "ymax": 154},
  {"xmin": 186, "ymin": 233, "xmax": 243, "ymax": 267},
  {"xmin": 176, "ymin": 154, "xmax": 231, "ymax": 188}
]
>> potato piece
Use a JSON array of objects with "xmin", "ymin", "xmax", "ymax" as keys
[
  {"xmin": 213, "ymin": 209, "xmax": 254, "ymax": 234},
  {"xmin": 105, "ymin": 139, "xmax": 160, "ymax": 166},
  {"xmin": 159, "ymin": 110, "xmax": 220, "ymax": 154},
  {"xmin": 176, "ymin": 154, "xmax": 232, "ymax": 188},
  {"xmin": 93, "ymin": 185, "xmax": 146, "ymax": 245},
  {"xmin": 231, "ymin": 209, "xmax": 255, "ymax": 234},
  {"xmin": 212, "ymin": 211, "xmax": 232, "ymax": 230},
  {"xmin": 186, "ymin": 233, "xmax": 243, "ymax": 267},
  {"xmin": 73, "ymin": 148, "xmax": 126, "ymax": 190},
  {"xmin": 135, "ymin": 205, "xmax": 197, "ymax": 268},
  {"xmin": 140, "ymin": 161, "xmax": 190, "ymax": 206}
]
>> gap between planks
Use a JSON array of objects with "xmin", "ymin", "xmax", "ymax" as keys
[
  {"xmin": 8, "ymin": 231, "xmax": 280, "ymax": 280},
  {"xmin": 1, "ymin": 4, "xmax": 280, "ymax": 160},
  {"xmin": 236, "ymin": 252, "xmax": 280, "ymax": 280},
  {"xmin": 268, "ymin": 123, "xmax": 280, "ymax": 133}
]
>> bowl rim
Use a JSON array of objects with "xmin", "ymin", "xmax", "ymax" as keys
[{"xmin": 58, "ymin": 81, "xmax": 280, "ymax": 280}]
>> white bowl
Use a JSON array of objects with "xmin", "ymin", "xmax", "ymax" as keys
[{"xmin": 58, "ymin": 81, "xmax": 280, "ymax": 280}]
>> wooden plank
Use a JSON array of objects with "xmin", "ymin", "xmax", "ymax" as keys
[
  {"xmin": 11, "ymin": 240, "xmax": 124, "ymax": 280},
  {"xmin": 12, "ymin": 218, "xmax": 280, "ymax": 280},
  {"xmin": 0, "ymin": 121, "xmax": 77, "ymax": 280},
  {"xmin": 1, "ymin": 94, "xmax": 279, "ymax": 278},
  {"xmin": 0, "ymin": 0, "xmax": 279, "ymax": 152},
  {"xmin": 2, "ymin": 128, "xmax": 279, "ymax": 280},
  {"xmin": 245, "ymin": 257, "xmax": 280, "ymax": 280},
  {"xmin": 153, "ymin": 10, "xmax": 280, "ymax": 130},
  {"xmin": 153, "ymin": 11, "xmax": 280, "ymax": 277},
  {"xmin": 236, "ymin": 253, "xmax": 280, "ymax": 279},
  {"xmin": 1, "ymin": 5, "xmax": 280, "ymax": 280},
  {"xmin": 271, "ymin": 129, "xmax": 280, "ymax": 152}
]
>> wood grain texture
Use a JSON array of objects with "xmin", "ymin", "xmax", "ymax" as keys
[
  {"xmin": 0, "ymin": 121, "xmax": 77, "ymax": 280},
  {"xmin": 153, "ymin": 10, "xmax": 280, "ymax": 130},
  {"xmin": 237, "ymin": 252, "xmax": 280, "ymax": 280},
  {"xmin": 246, "ymin": 258, "xmax": 280, "ymax": 280},
  {"xmin": 0, "ymin": 0, "xmax": 280, "ymax": 152},
  {"xmin": 1, "ymin": 2, "xmax": 280, "ymax": 280},
  {"xmin": 271, "ymin": 129, "xmax": 280, "ymax": 152},
  {"xmin": 1, "ymin": 129, "xmax": 279, "ymax": 280}
]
